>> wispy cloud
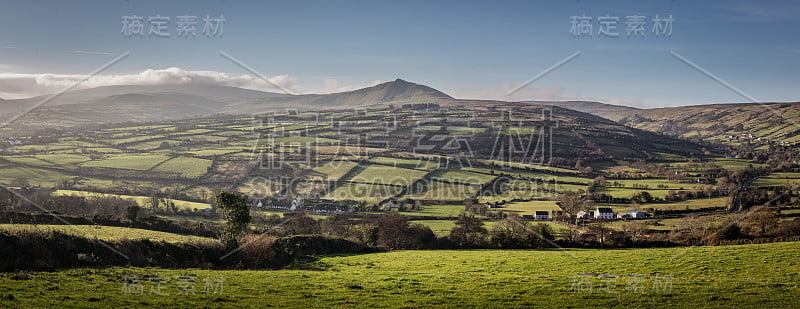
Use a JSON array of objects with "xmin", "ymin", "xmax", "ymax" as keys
[
  {"xmin": 0, "ymin": 67, "xmax": 299, "ymax": 99},
  {"xmin": 67, "ymin": 50, "xmax": 115, "ymax": 56},
  {"xmin": 317, "ymin": 78, "xmax": 384, "ymax": 94},
  {"xmin": 0, "ymin": 67, "xmax": 389, "ymax": 99},
  {"xmin": 722, "ymin": 1, "xmax": 800, "ymax": 22},
  {"xmin": 0, "ymin": 63, "xmax": 16, "ymax": 71}
]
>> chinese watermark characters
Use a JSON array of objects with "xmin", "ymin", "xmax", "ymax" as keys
[
  {"xmin": 121, "ymin": 275, "xmax": 225, "ymax": 296},
  {"xmin": 122, "ymin": 15, "xmax": 225, "ymax": 38},
  {"xmin": 570, "ymin": 273, "xmax": 674, "ymax": 294},
  {"xmin": 570, "ymin": 15, "xmax": 673, "ymax": 38}
]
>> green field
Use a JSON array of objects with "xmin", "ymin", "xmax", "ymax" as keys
[
  {"xmin": 324, "ymin": 183, "xmax": 404, "ymax": 204},
  {"xmin": 150, "ymin": 157, "xmax": 212, "ymax": 178},
  {"xmin": 597, "ymin": 187, "xmax": 673, "ymax": 200},
  {"xmin": 475, "ymin": 159, "xmax": 579, "ymax": 174},
  {"xmin": 501, "ymin": 170, "xmax": 592, "ymax": 185},
  {"xmin": 433, "ymin": 169, "xmax": 496, "ymax": 185},
  {"xmin": 478, "ymin": 190, "xmax": 552, "ymax": 204},
  {"xmin": 413, "ymin": 219, "xmax": 457, "ymax": 236},
  {"xmin": 0, "ymin": 224, "xmax": 213, "ymax": 243},
  {"xmin": 3, "ymin": 154, "xmax": 91, "ymax": 170},
  {"xmin": 406, "ymin": 182, "xmax": 481, "ymax": 201},
  {"xmin": 349, "ymin": 164, "xmax": 428, "ymax": 186},
  {"xmin": 711, "ymin": 158, "xmax": 766, "ymax": 170},
  {"xmin": 397, "ymin": 204, "xmax": 465, "ymax": 218},
  {"xmin": 368, "ymin": 156, "xmax": 440, "ymax": 170},
  {"xmin": 309, "ymin": 160, "xmax": 360, "ymax": 181},
  {"xmin": 0, "ymin": 165, "xmax": 73, "ymax": 187},
  {"xmin": 592, "ymin": 197, "xmax": 727, "ymax": 215},
  {"xmin": 613, "ymin": 178, "xmax": 694, "ymax": 190},
  {"xmin": 2, "ymin": 242, "xmax": 798, "ymax": 307},
  {"xmin": 499, "ymin": 200, "xmax": 561, "ymax": 216},
  {"xmin": 651, "ymin": 197, "xmax": 728, "ymax": 211},
  {"xmin": 752, "ymin": 172, "xmax": 800, "ymax": 188},
  {"xmin": 80, "ymin": 155, "xmax": 171, "ymax": 171},
  {"xmin": 187, "ymin": 148, "xmax": 242, "ymax": 157},
  {"xmin": 53, "ymin": 190, "xmax": 211, "ymax": 210}
]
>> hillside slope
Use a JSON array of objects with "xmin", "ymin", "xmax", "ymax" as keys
[
  {"xmin": 526, "ymin": 99, "xmax": 800, "ymax": 147},
  {"xmin": 0, "ymin": 79, "xmax": 453, "ymax": 132},
  {"xmin": 522, "ymin": 100, "xmax": 639, "ymax": 116},
  {"xmin": 610, "ymin": 102, "xmax": 800, "ymax": 146},
  {"xmin": 225, "ymin": 79, "xmax": 453, "ymax": 114}
]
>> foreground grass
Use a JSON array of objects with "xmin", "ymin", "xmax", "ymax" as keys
[
  {"xmin": 1, "ymin": 242, "xmax": 798, "ymax": 308},
  {"xmin": 0, "ymin": 224, "xmax": 214, "ymax": 243}
]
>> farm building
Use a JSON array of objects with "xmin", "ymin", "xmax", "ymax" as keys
[
  {"xmin": 617, "ymin": 212, "xmax": 631, "ymax": 220},
  {"xmin": 627, "ymin": 210, "xmax": 647, "ymax": 219},
  {"xmin": 381, "ymin": 200, "xmax": 400, "ymax": 210},
  {"xmin": 594, "ymin": 207, "xmax": 614, "ymax": 220},
  {"xmin": 535, "ymin": 211, "xmax": 549, "ymax": 221},
  {"xmin": 522, "ymin": 214, "xmax": 534, "ymax": 220},
  {"xmin": 576, "ymin": 211, "xmax": 593, "ymax": 219}
]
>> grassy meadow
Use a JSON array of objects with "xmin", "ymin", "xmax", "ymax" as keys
[{"xmin": 1, "ymin": 241, "xmax": 797, "ymax": 308}]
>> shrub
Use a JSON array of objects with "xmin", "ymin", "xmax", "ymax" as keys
[
  {"xmin": 0, "ymin": 229, "xmax": 364, "ymax": 271},
  {"xmin": 239, "ymin": 234, "xmax": 278, "ymax": 268},
  {"xmin": 215, "ymin": 191, "xmax": 251, "ymax": 249},
  {"xmin": 0, "ymin": 229, "xmax": 226, "ymax": 271}
]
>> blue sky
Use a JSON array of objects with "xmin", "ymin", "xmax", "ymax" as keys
[{"xmin": 0, "ymin": 0, "xmax": 798, "ymax": 107}]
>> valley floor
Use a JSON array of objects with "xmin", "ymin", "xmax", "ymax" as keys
[{"xmin": 1, "ymin": 242, "xmax": 798, "ymax": 308}]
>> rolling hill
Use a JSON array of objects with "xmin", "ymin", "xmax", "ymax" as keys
[
  {"xmin": 0, "ymin": 78, "xmax": 768, "ymax": 153},
  {"xmin": 223, "ymin": 79, "xmax": 454, "ymax": 114},
  {"xmin": 611, "ymin": 103, "xmax": 800, "ymax": 146},
  {"xmin": 0, "ymin": 79, "xmax": 454, "ymax": 132},
  {"xmin": 522, "ymin": 100, "xmax": 640, "ymax": 116},
  {"xmin": 526, "ymin": 100, "xmax": 800, "ymax": 147}
]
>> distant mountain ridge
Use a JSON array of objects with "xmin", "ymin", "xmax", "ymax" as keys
[
  {"xmin": 609, "ymin": 102, "xmax": 800, "ymax": 145},
  {"xmin": 523, "ymin": 101, "xmax": 639, "ymax": 117},
  {"xmin": 0, "ymin": 79, "xmax": 457, "ymax": 131},
  {"xmin": 224, "ymin": 79, "xmax": 454, "ymax": 114},
  {"xmin": 528, "ymin": 100, "xmax": 800, "ymax": 145},
  {"xmin": 1, "ymin": 79, "xmax": 798, "ymax": 146}
]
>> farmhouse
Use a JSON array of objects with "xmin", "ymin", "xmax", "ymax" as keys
[
  {"xmin": 627, "ymin": 210, "xmax": 647, "ymax": 219},
  {"xmin": 535, "ymin": 211, "xmax": 549, "ymax": 221},
  {"xmin": 576, "ymin": 211, "xmax": 592, "ymax": 219},
  {"xmin": 594, "ymin": 207, "xmax": 614, "ymax": 220}
]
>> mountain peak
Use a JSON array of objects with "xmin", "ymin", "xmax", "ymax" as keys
[{"xmin": 367, "ymin": 79, "xmax": 452, "ymax": 100}]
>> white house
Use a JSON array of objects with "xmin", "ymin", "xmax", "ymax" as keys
[
  {"xmin": 627, "ymin": 210, "xmax": 647, "ymax": 219},
  {"xmin": 594, "ymin": 207, "xmax": 614, "ymax": 220},
  {"xmin": 576, "ymin": 211, "xmax": 593, "ymax": 219}
]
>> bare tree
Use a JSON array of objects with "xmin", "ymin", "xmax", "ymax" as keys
[
  {"xmin": 450, "ymin": 214, "xmax": 487, "ymax": 248},
  {"xmin": 558, "ymin": 190, "xmax": 593, "ymax": 224},
  {"xmin": 741, "ymin": 206, "xmax": 778, "ymax": 237}
]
